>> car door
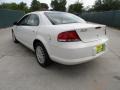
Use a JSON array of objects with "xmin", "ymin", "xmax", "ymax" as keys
[
  {"xmin": 22, "ymin": 14, "xmax": 40, "ymax": 49},
  {"xmin": 15, "ymin": 14, "xmax": 40, "ymax": 49},
  {"xmin": 14, "ymin": 15, "xmax": 30, "ymax": 43}
]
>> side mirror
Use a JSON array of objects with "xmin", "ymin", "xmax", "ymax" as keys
[{"xmin": 13, "ymin": 22, "xmax": 18, "ymax": 25}]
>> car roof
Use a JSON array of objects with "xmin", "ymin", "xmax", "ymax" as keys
[{"xmin": 28, "ymin": 11, "xmax": 67, "ymax": 15}]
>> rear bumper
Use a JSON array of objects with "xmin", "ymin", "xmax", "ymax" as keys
[
  {"xmin": 51, "ymin": 51, "xmax": 105, "ymax": 65},
  {"xmin": 48, "ymin": 38, "xmax": 108, "ymax": 65}
]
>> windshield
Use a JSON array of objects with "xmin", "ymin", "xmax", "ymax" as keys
[{"xmin": 45, "ymin": 12, "xmax": 86, "ymax": 25}]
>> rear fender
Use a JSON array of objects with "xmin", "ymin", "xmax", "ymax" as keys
[{"xmin": 35, "ymin": 35, "xmax": 51, "ymax": 55}]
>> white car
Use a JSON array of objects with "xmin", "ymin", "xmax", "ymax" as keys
[{"xmin": 12, "ymin": 11, "xmax": 108, "ymax": 67}]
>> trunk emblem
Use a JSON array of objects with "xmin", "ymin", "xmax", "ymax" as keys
[
  {"xmin": 80, "ymin": 29, "xmax": 87, "ymax": 32},
  {"xmin": 97, "ymin": 34, "xmax": 99, "ymax": 37}
]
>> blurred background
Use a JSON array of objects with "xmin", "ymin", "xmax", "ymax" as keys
[{"xmin": 0, "ymin": 0, "xmax": 120, "ymax": 28}]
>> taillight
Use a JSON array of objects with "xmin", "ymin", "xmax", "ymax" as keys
[{"xmin": 57, "ymin": 31, "xmax": 81, "ymax": 42}]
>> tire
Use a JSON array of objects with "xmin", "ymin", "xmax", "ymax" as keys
[
  {"xmin": 35, "ymin": 42, "xmax": 51, "ymax": 67},
  {"xmin": 12, "ymin": 30, "xmax": 19, "ymax": 43}
]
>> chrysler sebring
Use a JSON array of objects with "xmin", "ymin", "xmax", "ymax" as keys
[{"xmin": 12, "ymin": 11, "xmax": 108, "ymax": 67}]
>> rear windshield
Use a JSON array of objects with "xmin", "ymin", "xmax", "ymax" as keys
[{"xmin": 44, "ymin": 12, "xmax": 86, "ymax": 25}]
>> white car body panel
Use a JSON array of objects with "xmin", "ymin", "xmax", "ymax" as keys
[{"xmin": 12, "ymin": 11, "xmax": 108, "ymax": 65}]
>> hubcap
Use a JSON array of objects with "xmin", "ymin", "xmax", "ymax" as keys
[{"xmin": 36, "ymin": 46, "xmax": 45, "ymax": 64}]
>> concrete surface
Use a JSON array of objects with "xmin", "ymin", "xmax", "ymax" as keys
[{"xmin": 0, "ymin": 27, "xmax": 120, "ymax": 90}]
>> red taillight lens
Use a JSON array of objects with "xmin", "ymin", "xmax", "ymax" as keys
[{"xmin": 57, "ymin": 31, "xmax": 81, "ymax": 42}]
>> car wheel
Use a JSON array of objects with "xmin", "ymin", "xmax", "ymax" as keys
[
  {"xmin": 35, "ymin": 43, "xmax": 51, "ymax": 67},
  {"xmin": 12, "ymin": 30, "xmax": 18, "ymax": 43}
]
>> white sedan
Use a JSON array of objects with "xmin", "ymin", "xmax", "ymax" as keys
[{"xmin": 12, "ymin": 11, "xmax": 108, "ymax": 67}]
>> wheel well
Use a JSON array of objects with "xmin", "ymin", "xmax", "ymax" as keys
[
  {"xmin": 33, "ymin": 39, "xmax": 44, "ymax": 49},
  {"xmin": 33, "ymin": 39, "xmax": 51, "ymax": 61}
]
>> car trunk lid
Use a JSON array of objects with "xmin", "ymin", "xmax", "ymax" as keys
[{"xmin": 75, "ymin": 24, "xmax": 106, "ymax": 42}]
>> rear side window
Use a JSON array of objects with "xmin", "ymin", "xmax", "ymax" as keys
[
  {"xmin": 45, "ymin": 12, "xmax": 86, "ymax": 25},
  {"xmin": 17, "ymin": 15, "xmax": 30, "ymax": 25},
  {"xmin": 17, "ymin": 14, "xmax": 39, "ymax": 26},
  {"xmin": 27, "ymin": 14, "xmax": 39, "ymax": 26}
]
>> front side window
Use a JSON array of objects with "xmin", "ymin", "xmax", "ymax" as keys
[{"xmin": 45, "ymin": 12, "xmax": 86, "ymax": 25}]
